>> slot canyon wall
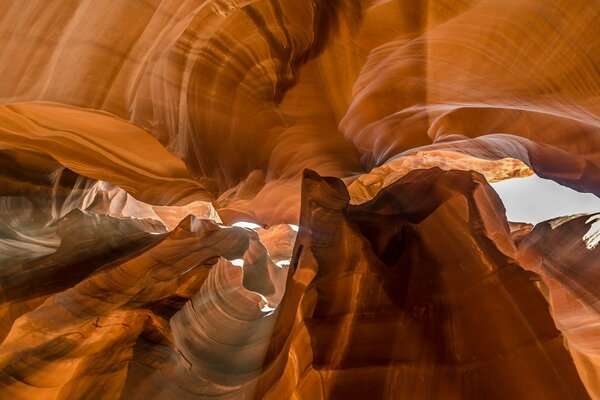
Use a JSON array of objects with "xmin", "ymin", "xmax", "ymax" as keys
[{"xmin": 0, "ymin": 0, "xmax": 599, "ymax": 398}]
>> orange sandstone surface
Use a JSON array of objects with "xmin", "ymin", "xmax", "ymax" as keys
[{"xmin": 0, "ymin": 0, "xmax": 599, "ymax": 399}]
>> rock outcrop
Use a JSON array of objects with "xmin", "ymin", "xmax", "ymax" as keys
[{"xmin": 0, "ymin": 0, "xmax": 599, "ymax": 398}]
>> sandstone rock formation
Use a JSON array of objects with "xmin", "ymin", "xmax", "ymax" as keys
[{"xmin": 0, "ymin": 0, "xmax": 599, "ymax": 398}]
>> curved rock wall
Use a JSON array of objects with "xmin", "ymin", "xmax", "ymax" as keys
[{"xmin": 0, "ymin": 0, "xmax": 599, "ymax": 398}]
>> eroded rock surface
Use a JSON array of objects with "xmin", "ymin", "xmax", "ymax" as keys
[{"xmin": 1, "ymin": 0, "xmax": 599, "ymax": 398}]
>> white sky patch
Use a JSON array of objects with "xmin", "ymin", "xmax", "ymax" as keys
[
  {"xmin": 232, "ymin": 221, "xmax": 261, "ymax": 230},
  {"xmin": 275, "ymin": 260, "xmax": 291, "ymax": 268},
  {"xmin": 584, "ymin": 215, "xmax": 600, "ymax": 250},
  {"xmin": 491, "ymin": 175, "xmax": 600, "ymax": 225},
  {"xmin": 288, "ymin": 224, "xmax": 299, "ymax": 232},
  {"xmin": 260, "ymin": 304, "xmax": 277, "ymax": 313},
  {"xmin": 230, "ymin": 258, "xmax": 244, "ymax": 267},
  {"xmin": 257, "ymin": 293, "xmax": 277, "ymax": 314}
]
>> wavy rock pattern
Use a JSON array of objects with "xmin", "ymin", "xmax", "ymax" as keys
[
  {"xmin": 1, "ymin": 0, "xmax": 599, "ymax": 398},
  {"xmin": 516, "ymin": 215, "xmax": 600, "ymax": 399}
]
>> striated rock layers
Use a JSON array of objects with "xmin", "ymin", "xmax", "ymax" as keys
[{"xmin": 0, "ymin": 0, "xmax": 599, "ymax": 399}]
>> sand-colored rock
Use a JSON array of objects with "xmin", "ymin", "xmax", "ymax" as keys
[{"xmin": 1, "ymin": 0, "xmax": 599, "ymax": 398}]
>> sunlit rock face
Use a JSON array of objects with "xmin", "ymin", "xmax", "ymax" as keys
[{"xmin": 0, "ymin": 0, "xmax": 599, "ymax": 399}]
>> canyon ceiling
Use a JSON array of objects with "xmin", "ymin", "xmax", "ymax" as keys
[{"xmin": 0, "ymin": 0, "xmax": 599, "ymax": 399}]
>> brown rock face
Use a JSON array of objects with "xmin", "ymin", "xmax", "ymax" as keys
[
  {"xmin": 263, "ymin": 169, "xmax": 588, "ymax": 399},
  {"xmin": 1, "ymin": 0, "xmax": 599, "ymax": 399}
]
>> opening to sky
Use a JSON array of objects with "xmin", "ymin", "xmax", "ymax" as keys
[{"xmin": 490, "ymin": 174, "xmax": 600, "ymax": 225}]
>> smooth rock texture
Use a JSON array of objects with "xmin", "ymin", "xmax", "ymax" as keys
[{"xmin": 1, "ymin": 0, "xmax": 599, "ymax": 398}]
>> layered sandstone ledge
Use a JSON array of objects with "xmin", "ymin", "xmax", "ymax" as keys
[{"xmin": 0, "ymin": 1, "xmax": 599, "ymax": 398}]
